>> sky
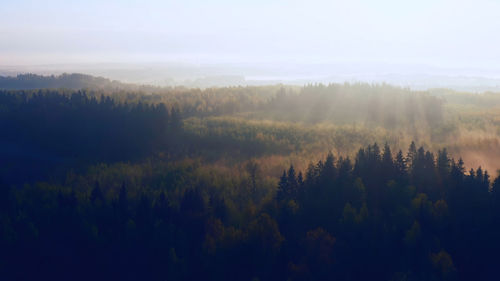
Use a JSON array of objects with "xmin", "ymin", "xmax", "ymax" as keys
[{"xmin": 1, "ymin": 0, "xmax": 500, "ymax": 69}]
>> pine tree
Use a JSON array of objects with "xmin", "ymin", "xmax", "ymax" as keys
[
  {"xmin": 277, "ymin": 170, "xmax": 289, "ymax": 201},
  {"xmin": 287, "ymin": 165, "xmax": 298, "ymax": 199},
  {"xmin": 322, "ymin": 152, "xmax": 336, "ymax": 183},
  {"xmin": 382, "ymin": 143, "xmax": 394, "ymax": 179},
  {"xmin": 407, "ymin": 141, "xmax": 417, "ymax": 170},
  {"xmin": 297, "ymin": 171, "xmax": 304, "ymax": 187},
  {"xmin": 395, "ymin": 150, "xmax": 406, "ymax": 175}
]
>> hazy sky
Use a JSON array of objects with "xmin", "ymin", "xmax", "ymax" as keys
[{"xmin": 1, "ymin": 0, "xmax": 500, "ymax": 68}]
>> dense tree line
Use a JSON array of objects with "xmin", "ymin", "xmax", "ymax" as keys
[
  {"xmin": 0, "ymin": 90, "xmax": 182, "ymax": 184},
  {"xmin": 1, "ymin": 84, "xmax": 445, "ymax": 184},
  {"xmin": 2, "ymin": 78, "xmax": 500, "ymax": 280},
  {"xmin": 0, "ymin": 74, "xmax": 281, "ymax": 116},
  {"xmin": 0, "ymin": 73, "xmax": 153, "ymax": 91},
  {"xmin": 1, "ymin": 74, "xmax": 446, "ymax": 130},
  {"xmin": 265, "ymin": 83, "xmax": 444, "ymax": 129},
  {"xmin": 1, "ymin": 142, "xmax": 499, "ymax": 280}
]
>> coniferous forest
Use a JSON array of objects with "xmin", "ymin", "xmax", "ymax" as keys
[{"xmin": 2, "ymin": 75, "xmax": 500, "ymax": 281}]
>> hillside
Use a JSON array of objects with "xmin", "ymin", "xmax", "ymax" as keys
[{"xmin": 0, "ymin": 73, "xmax": 143, "ymax": 90}]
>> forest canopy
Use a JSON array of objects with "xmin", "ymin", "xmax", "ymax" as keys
[{"xmin": 1, "ymin": 75, "xmax": 500, "ymax": 280}]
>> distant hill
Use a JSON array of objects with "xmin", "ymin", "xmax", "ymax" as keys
[{"xmin": 0, "ymin": 73, "xmax": 143, "ymax": 90}]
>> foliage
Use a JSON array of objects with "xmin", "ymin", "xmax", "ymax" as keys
[
  {"xmin": 2, "ymin": 79, "xmax": 500, "ymax": 280},
  {"xmin": 1, "ymin": 142, "xmax": 499, "ymax": 280}
]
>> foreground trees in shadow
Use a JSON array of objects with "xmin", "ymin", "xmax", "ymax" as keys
[{"xmin": 1, "ymin": 142, "xmax": 499, "ymax": 281}]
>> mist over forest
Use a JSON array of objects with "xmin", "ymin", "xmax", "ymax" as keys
[
  {"xmin": 3, "ymin": 62, "xmax": 500, "ymax": 91},
  {"xmin": 2, "ymin": 72, "xmax": 500, "ymax": 281},
  {"xmin": 3, "ymin": 0, "xmax": 500, "ymax": 280}
]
